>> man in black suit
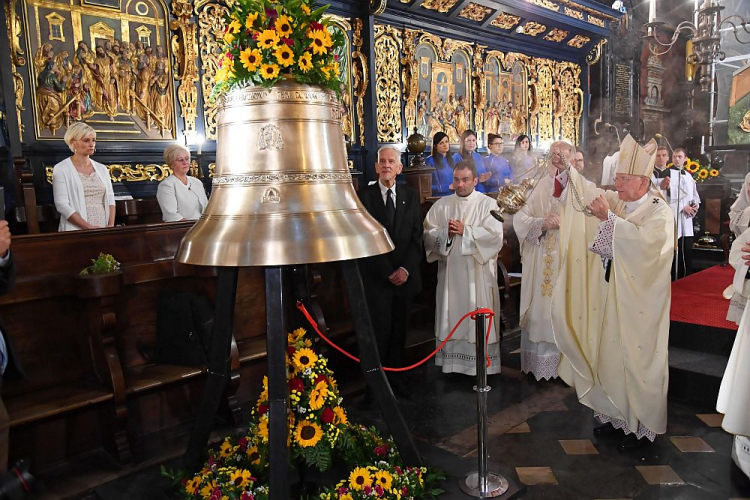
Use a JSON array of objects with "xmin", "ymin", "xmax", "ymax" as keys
[
  {"xmin": 358, "ymin": 146, "xmax": 423, "ymax": 384},
  {"xmin": 0, "ymin": 220, "xmax": 21, "ymax": 383}
]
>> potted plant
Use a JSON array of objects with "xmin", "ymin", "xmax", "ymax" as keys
[{"xmin": 76, "ymin": 253, "xmax": 122, "ymax": 298}]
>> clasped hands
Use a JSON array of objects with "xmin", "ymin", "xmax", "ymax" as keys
[
  {"xmin": 683, "ymin": 204, "xmax": 698, "ymax": 217},
  {"xmin": 541, "ymin": 213, "xmax": 560, "ymax": 231},
  {"xmin": 448, "ymin": 218, "xmax": 464, "ymax": 238}
]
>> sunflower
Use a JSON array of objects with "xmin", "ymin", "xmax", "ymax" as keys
[
  {"xmin": 257, "ymin": 376, "xmax": 268, "ymax": 405},
  {"xmin": 320, "ymin": 65, "xmax": 330, "ymax": 78},
  {"xmin": 257, "ymin": 29, "xmax": 280, "ymax": 50},
  {"xmin": 274, "ymin": 45, "xmax": 295, "ymax": 67},
  {"xmin": 257, "ymin": 416, "xmax": 269, "ymax": 442},
  {"xmin": 246, "ymin": 445, "xmax": 261, "ymax": 464},
  {"xmin": 199, "ymin": 480, "xmax": 217, "ymax": 498},
  {"xmin": 223, "ymin": 31, "xmax": 236, "ymax": 44},
  {"xmin": 298, "ymin": 52, "xmax": 313, "ymax": 72},
  {"xmin": 288, "ymin": 327, "xmax": 306, "ymax": 344},
  {"xmin": 348, "ymin": 467, "xmax": 372, "ymax": 491},
  {"xmin": 301, "ymin": 3, "xmax": 311, "ymax": 15},
  {"xmin": 275, "ymin": 14, "xmax": 294, "ymax": 37},
  {"xmin": 292, "ymin": 348, "xmax": 318, "ymax": 372},
  {"xmin": 219, "ymin": 439, "xmax": 234, "ymax": 457},
  {"xmin": 245, "ymin": 11, "xmax": 259, "ymax": 30},
  {"xmin": 685, "ymin": 160, "xmax": 699, "ymax": 173},
  {"xmin": 332, "ymin": 406, "xmax": 348, "ymax": 425},
  {"xmin": 230, "ymin": 469, "xmax": 253, "ymax": 488},
  {"xmin": 295, "ymin": 419, "xmax": 323, "ymax": 447},
  {"xmin": 240, "ymin": 48, "xmax": 262, "ymax": 71},
  {"xmin": 374, "ymin": 470, "xmax": 393, "ymax": 490},
  {"xmin": 260, "ymin": 63, "xmax": 280, "ymax": 80},
  {"xmin": 185, "ymin": 476, "xmax": 201, "ymax": 495},
  {"xmin": 308, "ymin": 29, "xmax": 328, "ymax": 55},
  {"xmin": 698, "ymin": 169, "xmax": 709, "ymax": 179},
  {"xmin": 309, "ymin": 380, "xmax": 329, "ymax": 410},
  {"xmin": 323, "ymin": 30, "xmax": 334, "ymax": 48},
  {"xmin": 710, "ymin": 168, "xmax": 719, "ymax": 177},
  {"xmin": 227, "ymin": 18, "xmax": 242, "ymax": 34}
]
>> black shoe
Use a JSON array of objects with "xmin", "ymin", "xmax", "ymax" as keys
[
  {"xmin": 593, "ymin": 422, "xmax": 618, "ymax": 437},
  {"xmin": 618, "ymin": 433, "xmax": 648, "ymax": 450}
]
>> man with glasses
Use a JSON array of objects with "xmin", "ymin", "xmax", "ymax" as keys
[
  {"xmin": 483, "ymin": 133, "xmax": 512, "ymax": 191},
  {"xmin": 551, "ymin": 135, "xmax": 674, "ymax": 450},
  {"xmin": 573, "ymin": 147, "xmax": 585, "ymax": 173}
]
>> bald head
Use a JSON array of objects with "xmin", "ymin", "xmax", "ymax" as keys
[{"xmin": 549, "ymin": 140, "xmax": 575, "ymax": 174}]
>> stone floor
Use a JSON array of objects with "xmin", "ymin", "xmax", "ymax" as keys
[{"xmin": 51, "ymin": 331, "xmax": 750, "ymax": 499}]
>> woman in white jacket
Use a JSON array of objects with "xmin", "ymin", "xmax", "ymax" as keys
[
  {"xmin": 156, "ymin": 144, "xmax": 208, "ymax": 222},
  {"xmin": 52, "ymin": 122, "xmax": 115, "ymax": 231}
]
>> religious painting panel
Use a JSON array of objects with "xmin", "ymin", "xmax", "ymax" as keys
[
  {"xmin": 729, "ymin": 65, "xmax": 750, "ymax": 145},
  {"xmin": 507, "ymin": 59, "xmax": 528, "ymax": 140},
  {"xmin": 450, "ymin": 49, "xmax": 471, "ymax": 139},
  {"xmin": 483, "ymin": 56, "xmax": 501, "ymax": 141},
  {"xmin": 415, "ymin": 42, "xmax": 438, "ymax": 139},
  {"xmin": 23, "ymin": 0, "xmax": 176, "ymax": 140}
]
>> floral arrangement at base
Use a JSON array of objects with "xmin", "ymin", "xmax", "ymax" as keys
[
  {"xmin": 212, "ymin": 0, "xmax": 345, "ymax": 100},
  {"xmin": 163, "ymin": 328, "xmax": 445, "ymax": 499},
  {"xmin": 79, "ymin": 253, "xmax": 120, "ymax": 276},
  {"xmin": 680, "ymin": 158, "xmax": 719, "ymax": 182}
]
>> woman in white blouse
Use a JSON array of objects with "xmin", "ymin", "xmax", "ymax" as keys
[
  {"xmin": 52, "ymin": 122, "xmax": 115, "ymax": 231},
  {"xmin": 157, "ymin": 144, "xmax": 208, "ymax": 222}
]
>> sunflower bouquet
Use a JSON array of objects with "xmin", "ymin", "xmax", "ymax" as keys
[
  {"xmin": 213, "ymin": 0, "xmax": 346, "ymax": 99},
  {"xmin": 166, "ymin": 462, "xmax": 269, "ymax": 500},
  {"xmin": 681, "ymin": 158, "xmax": 720, "ymax": 183},
  {"xmin": 319, "ymin": 464, "xmax": 445, "ymax": 500}
]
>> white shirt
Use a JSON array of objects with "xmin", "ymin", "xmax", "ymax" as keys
[
  {"xmin": 156, "ymin": 175, "xmax": 208, "ymax": 222},
  {"xmin": 378, "ymin": 180, "xmax": 397, "ymax": 205}
]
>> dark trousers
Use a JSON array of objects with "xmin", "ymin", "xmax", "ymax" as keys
[
  {"xmin": 672, "ymin": 236, "xmax": 694, "ymax": 281},
  {"xmin": 365, "ymin": 289, "xmax": 413, "ymax": 369}
]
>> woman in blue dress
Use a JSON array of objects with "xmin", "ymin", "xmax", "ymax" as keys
[
  {"xmin": 452, "ymin": 129, "xmax": 489, "ymax": 193},
  {"xmin": 483, "ymin": 133, "xmax": 512, "ymax": 192},
  {"xmin": 426, "ymin": 132, "xmax": 454, "ymax": 196},
  {"xmin": 510, "ymin": 134, "xmax": 536, "ymax": 182}
]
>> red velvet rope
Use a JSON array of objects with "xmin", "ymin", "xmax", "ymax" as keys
[{"xmin": 296, "ymin": 301, "xmax": 494, "ymax": 371}]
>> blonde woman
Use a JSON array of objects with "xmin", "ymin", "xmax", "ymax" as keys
[
  {"xmin": 156, "ymin": 144, "xmax": 208, "ymax": 222},
  {"xmin": 52, "ymin": 122, "xmax": 115, "ymax": 231}
]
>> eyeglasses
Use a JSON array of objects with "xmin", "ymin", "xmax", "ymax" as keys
[
  {"xmin": 490, "ymin": 142, "xmax": 503, "ymax": 146},
  {"xmin": 175, "ymin": 157, "xmax": 191, "ymax": 163}
]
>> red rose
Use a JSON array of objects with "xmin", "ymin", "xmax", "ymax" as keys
[
  {"xmin": 289, "ymin": 378, "xmax": 304, "ymax": 392},
  {"xmin": 287, "ymin": 345, "xmax": 296, "ymax": 356},
  {"xmin": 238, "ymin": 437, "xmax": 248, "ymax": 449},
  {"xmin": 252, "ymin": 33, "xmax": 259, "ymax": 40},
  {"xmin": 281, "ymin": 37, "xmax": 294, "ymax": 46},
  {"xmin": 265, "ymin": 8, "xmax": 278, "ymax": 18},
  {"xmin": 258, "ymin": 404, "xmax": 269, "ymax": 415},
  {"xmin": 374, "ymin": 445, "xmax": 387, "ymax": 457},
  {"xmin": 375, "ymin": 485, "xmax": 384, "ymax": 496},
  {"xmin": 402, "ymin": 486, "xmax": 408, "ymax": 495},
  {"xmin": 321, "ymin": 407, "xmax": 334, "ymax": 423},
  {"xmin": 315, "ymin": 374, "xmax": 326, "ymax": 383},
  {"xmin": 364, "ymin": 485, "xmax": 372, "ymax": 495},
  {"xmin": 311, "ymin": 21, "xmax": 324, "ymax": 30}
]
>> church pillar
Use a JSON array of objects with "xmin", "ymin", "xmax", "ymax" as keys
[{"xmin": 361, "ymin": 11, "xmax": 379, "ymax": 182}]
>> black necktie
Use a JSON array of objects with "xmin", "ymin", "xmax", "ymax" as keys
[{"xmin": 385, "ymin": 188, "xmax": 395, "ymax": 228}]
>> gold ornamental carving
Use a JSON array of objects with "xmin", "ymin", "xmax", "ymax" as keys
[
  {"xmin": 534, "ymin": 58, "xmax": 554, "ymax": 144},
  {"xmin": 458, "ymin": 3, "xmax": 492, "ymax": 22},
  {"xmin": 198, "ymin": 1, "xmax": 230, "ymax": 140},
  {"xmin": 567, "ymin": 35, "xmax": 591, "ymax": 48},
  {"xmin": 374, "ymin": 25, "xmax": 403, "ymax": 143},
  {"xmin": 555, "ymin": 62, "xmax": 582, "ymax": 144},
  {"xmin": 402, "ymin": 29, "xmax": 420, "ymax": 134},
  {"xmin": 490, "ymin": 13, "xmax": 521, "ymax": 30},
  {"xmin": 564, "ymin": 0, "xmax": 617, "ymax": 21},
  {"xmin": 45, "ymin": 163, "xmax": 173, "ymax": 184},
  {"xmin": 588, "ymin": 15, "xmax": 605, "ymax": 27},
  {"xmin": 525, "ymin": 0, "xmax": 560, "ymax": 12},
  {"xmin": 170, "ymin": 0, "xmax": 199, "ymax": 134},
  {"xmin": 189, "ymin": 160, "xmax": 201, "ymax": 178},
  {"xmin": 586, "ymin": 39, "xmax": 606, "ymax": 65},
  {"xmin": 518, "ymin": 22, "xmax": 547, "ymax": 37},
  {"xmin": 370, "ymin": 0, "xmax": 387, "ymax": 14},
  {"xmin": 352, "ymin": 18, "xmax": 368, "ymax": 146},
  {"xmin": 564, "ymin": 7, "xmax": 584, "ymax": 20},
  {"xmin": 544, "ymin": 28, "xmax": 569, "ymax": 43},
  {"xmin": 420, "ymin": 0, "xmax": 460, "ymax": 13},
  {"xmin": 5, "ymin": 0, "xmax": 26, "ymax": 139},
  {"xmin": 471, "ymin": 44, "xmax": 486, "ymax": 138}
]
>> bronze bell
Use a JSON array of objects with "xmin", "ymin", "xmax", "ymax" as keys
[{"xmin": 176, "ymin": 80, "xmax": 394, "ymax": 266}]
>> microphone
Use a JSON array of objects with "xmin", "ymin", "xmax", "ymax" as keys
[{"xmin": 604, "ymin": 122, "xmax": 621, "ymax": 144}]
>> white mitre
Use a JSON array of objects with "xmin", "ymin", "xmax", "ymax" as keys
[{"xmin": 615, "ymin": 134, "xmax": 658, "ymax": 178}]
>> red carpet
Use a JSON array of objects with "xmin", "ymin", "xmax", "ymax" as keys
[{"xmin": 670, "ymin": 265, "xmax": 738, "ymax": 330}]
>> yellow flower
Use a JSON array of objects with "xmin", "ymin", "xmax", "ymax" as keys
[
  {"xmin": 240, "ymin": 48, "xmax": 262, "ymax": 71},
  {"xmin": 374, "ymin": 470, "xmax": 393, "ymax": 490},
  {"xmin": 333, "ymin": 406, "xmax": 348, "ymax": 425},
  {"xmin": 274, "ymin": 45, "xmax": 295, "ymax": 67},
  {"xmin": 320, "ymin": 65, "xmax": 330, "ymax": 78},
  {"xmin": 309, "ymin": 29, "xmax": 328, "ymax": 55},
  {"xmin": 230, "ymin": 469, "xmax": 253, "ymax": 488},
  {"xmin": 295, "ymin": 419, "xmax": 323, "ymax": 447},
  {"xmin": 245, "ymin": 12, "xmax": 258, "ymax": 30},
  {"xmin": 223, "ymin": 31, "xmax": 236, "ymax": 44},
  {"xmin": 199, "ymin": 480, "xmax": 217, "ymax": 498},
  {"xmin": 698, "ymin": 169, "xmax": 708, "ymax": 179},
  {"xmin": 303, "ymin": 338, "xmax": 312, "ymax": 347},
  {"xmin": 298, "ymin": 52, "xmax": 313, "ymax": 72},
  {"xmin": 710, "ymin": 168, "xmax": 719, "ymax": 177},
  {"xmin": 301, "ymin": 3, "xmax": 311, "ymax": 15},
  {"xmin": 257, "ymin": 29, "xmax": 280, "ymax": 50},
  {"xmin": 292, "ymin": 348, "xmax": 318, "ymax": 372},
  {"xmin": 257, "ymin": 416, "xmax": 269, "ymax": 442},
  {"xmin": 260, "ymin": 63, "xmax": 280, "ymax": 80},
  {"xmin": 309, "ymin": 380, "xmax": 329, "ymax": 410},
  {"xmin": 246, "ymin": 445, "xmax": 261, "ymax": 464},
  {"xmin": 276, "ymin": 14, "xmax": 294, "ymax": 38},
  {"xmin": 288, "ymin": 327, "xmax": 306, "ymax": 344},
  {"xmin": 329, "ymin": 61, "xmax": 340, "ymax": 78},
  {"xmin": 227, "ymin": 19, "xmax": 242, "ymax": 34},
  {"xmin": 257, "ymin": 375, "xmax": 268, "ymax": 406},
  {"xmin": 323, "ymin": 30, "xmax": 334, "ymax": 48},
  {"xmin": 185, "ymin": 476, "xmax": 201, "ymax": 495},
  {"xmin": 348, "ymin": 467, "xmax": 372, "ymax": 491},
  {"xmin": 219, "ymin": 439, "xmax": 234, "ymax": 457}
]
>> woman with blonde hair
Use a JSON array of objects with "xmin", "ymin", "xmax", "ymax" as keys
[
  {"xmin": 156, "ymin": 143, "xmax": 208, "ymax": 222},
  {"xmin": 52, "ymin": 122, "xmax": 115, "ymax": 231}
]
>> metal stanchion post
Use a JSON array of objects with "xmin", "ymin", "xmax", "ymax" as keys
[{"xmin": 460, "ymin": 311, "xmax": 509, "ymax": 498}]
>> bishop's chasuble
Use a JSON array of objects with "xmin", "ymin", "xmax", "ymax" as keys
[
  {"xmin": 551, "ymin": 168, "xmax": 674, "ymax": 439},
  {"xmin": 424, "ymin": 189, "xmax": 504, "ymax": 376}
]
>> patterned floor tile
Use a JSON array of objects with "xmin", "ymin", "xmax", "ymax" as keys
[{"xmin": 635, "ymin": 465, "xmax": 684, "ymax": 485}]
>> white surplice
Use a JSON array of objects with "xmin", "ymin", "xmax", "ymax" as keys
[
  {"xmin": 424, "ymin": 190, "xmax": 504, "ymax": 375},
  {"xmin": 551, "ymin": 168, "xmax": 674, "ymax": 440},
  {"xmin": 513, "ymin": 175, "xmax": 563, "ymax": 380},
  {"xmin": 727, "ymin": 173, "xmax": 750, "ymax": 324}
]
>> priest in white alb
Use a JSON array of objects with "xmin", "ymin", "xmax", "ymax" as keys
[
  {"xmin": 717, "ymin": 229, "xmax": 750, "ymax": 480},
  {"xmin": 551, "ymin": 135, "xmax": 674, "ymax": 450},
  {"xmin": 513, "ymin": 140, "xmax": 575, "ymax": 380},
  {"xmin": 424, "ymin": 160, "xmax": 504, "ymax": 376}
]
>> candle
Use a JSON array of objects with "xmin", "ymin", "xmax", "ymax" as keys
[
  {"xmin": 649, "ymin": 0, "xmax": 656, "ymax": 22},
  {"xmin": 685, "ymin": 39, "xmax": 695, "ymax": 81}
]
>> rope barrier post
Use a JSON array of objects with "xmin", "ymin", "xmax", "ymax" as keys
[{"xmin": 460, "ymin": 310, "xmax": 509, "ymax": 498}]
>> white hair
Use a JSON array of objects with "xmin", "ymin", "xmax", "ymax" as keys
[
  {"xmin": 376, "ymin": 145, "xmax": 403, "ymax": 164},
  {"xmin": 63, "ymin": 122, "xmax": 96, "ymax": 153},
  {"xmin": 163, "ymin": 143, "xmax": 191, "ymax": 166}
]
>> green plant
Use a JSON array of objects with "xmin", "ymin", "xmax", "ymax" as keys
[{"xmin": 79, "ymin": 253, "xmax": 120, "ymax": 276}]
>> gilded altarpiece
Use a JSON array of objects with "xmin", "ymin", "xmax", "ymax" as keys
[
  {"xmin": 483, "ymin": 52, "xmax": 528, "ymax": 143},
  {"xmin": 374, "ymin": 24, "xmax": 402, "ymax": 143},
  {"xmin": 22, "ymin": 0, "xmax": 177, "ymax": 140}
]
